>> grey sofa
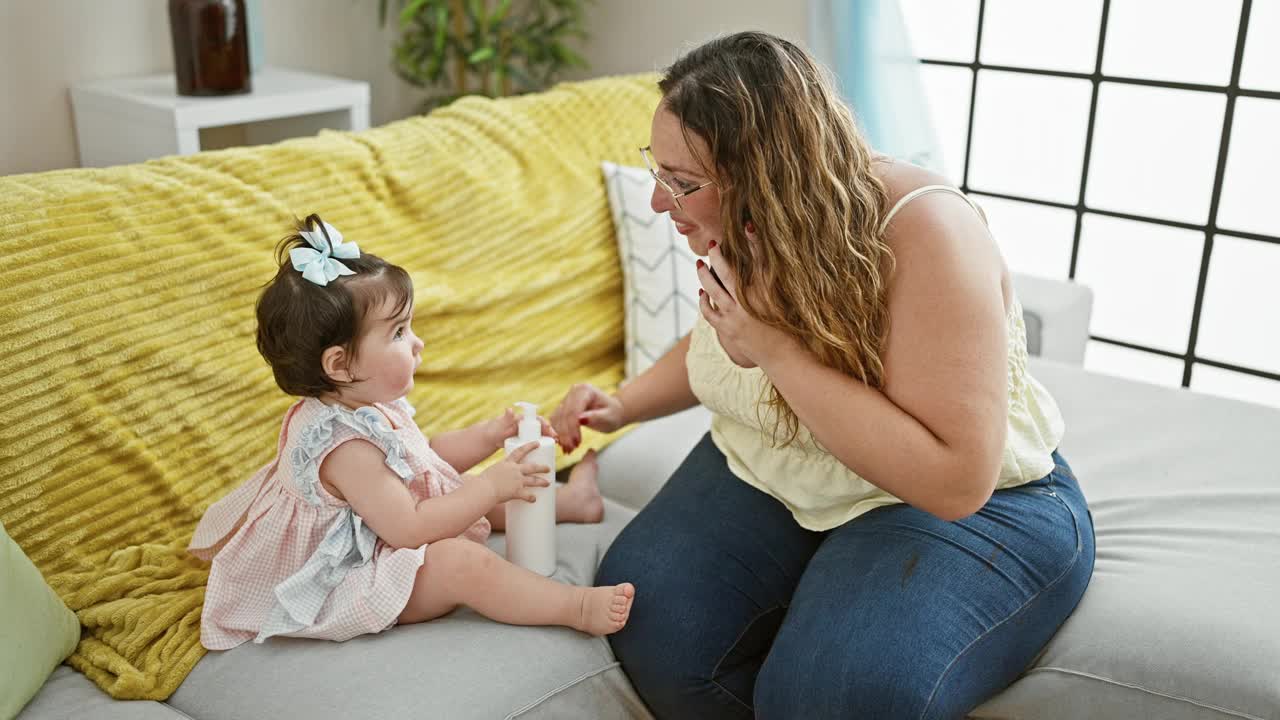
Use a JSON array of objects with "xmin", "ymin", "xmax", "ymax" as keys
[{"xmin": 19, "ymin": 274, "xmax": 1279, "ymax": 719}]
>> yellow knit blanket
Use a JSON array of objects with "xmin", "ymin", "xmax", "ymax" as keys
[{"xmin": 0, "ymin": 74, "xmax": 660, "ymax": 700}]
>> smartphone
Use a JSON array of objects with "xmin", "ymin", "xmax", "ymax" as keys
[{"xmin": 708, "ymin": 264, "xmax": 728, "ymax": 291}]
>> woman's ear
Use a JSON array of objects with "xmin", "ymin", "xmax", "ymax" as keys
[{"xmin": 321, "ymin": 345, "xmax": 352, "ymax": 384}]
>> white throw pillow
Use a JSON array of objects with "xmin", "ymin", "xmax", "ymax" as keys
[{"xmin": 602, "ymin": 162, "xmax": 702, "ymax": 379}]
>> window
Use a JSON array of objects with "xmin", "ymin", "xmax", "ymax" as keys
[{"xmin": 904, "ymin": 0, "xmax": 1278, "ymax": 408}]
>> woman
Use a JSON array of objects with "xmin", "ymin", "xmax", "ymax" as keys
[{"xmin": 550, "ymin": 31, "xmax": 1094, "ymax": 719}]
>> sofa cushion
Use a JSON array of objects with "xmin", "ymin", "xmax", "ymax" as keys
[
  {"xmin": 595, "ymin": 405, "xmax": 712, "ymax": 513},
  {"xmin": 1010, "ymin": 273, "xmax": 1093, "ymax": 366},
  {"xmin": 602, "ymin": 161, "xmax": 701, "ymax": 380},
  {"xmin": 1, "ymin": 519, "xmax": 81, "ymax": 719},
  {"xmin": 17, "ymin": 666, "xmax": 187, "ymax": 720},
  {"xmin": 972, "ymin": 359, "xmax": 1280, "ymax": 720},
  {"xmin": 167, "ymin": 497, "xmax": 654, "ymax": 720}
]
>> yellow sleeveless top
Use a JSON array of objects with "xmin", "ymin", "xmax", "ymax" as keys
[{"xmin": 686, "ymin": 186, "xmax": 1066, "ymax": 531}]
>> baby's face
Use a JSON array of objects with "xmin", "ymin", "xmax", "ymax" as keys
[{"xmin": 344, "ymin": 297, "xmax": 423, "ymax": 404}]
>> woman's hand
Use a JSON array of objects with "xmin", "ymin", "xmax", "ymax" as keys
[
  {"xmin": 480, "ymin": 441, "xmax": 551, "ymax": 504},
  {"xmin": 484, "ymin": 407, "xmax": 558, "ymax": 450},
  {"xmin": 550, "ymin": 383, "xmax": 626, "ymax": 453},
  {"xmin": 697, "ymin": 240, "xmax": 795, "ymax": 369}
]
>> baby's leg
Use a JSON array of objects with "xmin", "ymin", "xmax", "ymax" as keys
[
  {"xmin": 485, "ymin": 449, "xmax": 603, "ymax": 529},
  {"xmin": 397, "ymin": 536, "xmax": 634, "ymax": 636}
]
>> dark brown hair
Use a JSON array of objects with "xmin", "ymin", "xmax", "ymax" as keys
[
  {"xmin": 660, "ymin": 31, "xmax": 891, "ymax": 447},
  {"xmin": 255, "ymin": 214, "xmax": 414, "ymax": 397}
]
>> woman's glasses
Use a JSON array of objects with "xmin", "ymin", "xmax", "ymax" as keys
[{"xmin": 640, "ymin": 146, "xmax": 715, "ymax": 209}]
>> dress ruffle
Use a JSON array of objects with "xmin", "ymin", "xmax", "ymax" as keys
[{"xmin": 258, "ymin": 403, "xmax": 414, "ymax": 643}]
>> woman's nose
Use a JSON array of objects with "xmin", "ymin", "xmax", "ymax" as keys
[{"xmin": 650, "ymin": 182, "xmax": 674, "ymax": 214}]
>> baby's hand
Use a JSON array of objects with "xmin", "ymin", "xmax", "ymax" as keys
[
  {"xmin": 485, "ymin": 407, "xmax": 559, "ymax": 450},
  {"xmin": 482, "ymin": 441, "xmax": 552, "ymax": 504}
]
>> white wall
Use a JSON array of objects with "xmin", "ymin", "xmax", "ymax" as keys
[
  {"xmin": 0, "ymin": 0, "xmax": 808, "ymax": 177},
  {"xmin": 1, "ymin": 1, "xmax": 172, "ymax": 175},
  {"xmin": 568, "ymin": 1, "xmax": 810, "ymax": 79},
  {"xmin": 0, "ymin": 0, "xmax": 434, "ymax": 175}
]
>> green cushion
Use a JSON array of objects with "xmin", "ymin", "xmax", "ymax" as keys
[{"xmin": 1, "ymin": 519, "xmax": 80, "ymax": 719}]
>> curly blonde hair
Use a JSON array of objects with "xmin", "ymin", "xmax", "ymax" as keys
[{"xmin": 660, "ymin": 31, "xmax": 893, "ymax": 447}]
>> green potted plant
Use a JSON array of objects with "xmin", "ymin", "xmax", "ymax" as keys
[{"xmin": 378, "ymin": 0, "xmax": 591, "ymax": 111}]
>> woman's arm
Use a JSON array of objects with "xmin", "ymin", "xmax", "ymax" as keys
[
  {"xmin": 696, "ymin": 192, "xmax": 1008, "ymax": 521},
  {"xmin": 757, "ymin": 195, "xmax": 1009, "ymax": 521},
  {"xmin": 615, "ymin": 332, "xmax": 700, "ymax": 425},
  {"xmin": 551, "ymin": 332, "xmax": 700, "ymax": 450},
  {"xmin": 760, "ymin": 348, "xmax": 1006, "ymax": 522}
]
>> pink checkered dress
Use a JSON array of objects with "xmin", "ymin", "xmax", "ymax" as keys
[{"xmin": 189, "ymin": 396, "xmax": 491, "ymax": 650}]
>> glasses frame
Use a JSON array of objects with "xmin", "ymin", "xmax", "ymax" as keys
[{"xmin": 640, "ymin": 146, "xmax": 715, "ymax": 209}]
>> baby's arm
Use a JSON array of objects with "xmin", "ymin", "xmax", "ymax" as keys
[
  {"xmin": 430, "ymin": 408, "xmax": 559, "ymax": 473},
  {"xmin": 321, "ymin": 439, "xmax": 494, "ymax": 549},
  {"xmin": 428, "ymin": 419, "xmax": 502, "ymax": 474}
]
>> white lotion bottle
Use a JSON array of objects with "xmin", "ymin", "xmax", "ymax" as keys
[{"xmin": 502, "ymin": 401, "xmax": 557, "ymax": 576}]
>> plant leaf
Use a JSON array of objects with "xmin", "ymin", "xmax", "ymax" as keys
[
  {"xmin": 400, "ymin": 0, "xmax": 432, "ymax": 27},
  {"xmin": 384, "ymin": 0, "xmax": 591, "ymax": 101},
  {"xmin": 492, "ymin": 0, "xmax": 513, "ymax": 23},
  {"xmin": 433, "ymin": 8, "xmax": 447, "ymax": 54}
]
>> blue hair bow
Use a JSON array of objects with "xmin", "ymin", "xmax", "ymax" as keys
[{"xmin": 289, "ymin": 221, "xmax": 361, "ymax": 286}]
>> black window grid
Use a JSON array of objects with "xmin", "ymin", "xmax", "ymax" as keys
[{"xmin": 920, "ymin": 0, "xmax": 1280, "ymax": 390}]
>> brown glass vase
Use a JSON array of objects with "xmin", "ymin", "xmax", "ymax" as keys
[{"xmin": 168, "ymin": 0, "xmax": 252, "ymax": 96}]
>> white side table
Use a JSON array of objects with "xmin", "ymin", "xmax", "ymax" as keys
[{"xmin": 70, "ymin": 67, "xmax": 371, "ymax": 167}]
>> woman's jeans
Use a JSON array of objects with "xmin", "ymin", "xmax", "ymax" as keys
[{"xmin": 597, "ymin": 434, "xmax": 1095, "ymax": 720}]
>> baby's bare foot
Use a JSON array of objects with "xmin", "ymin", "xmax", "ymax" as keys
[
  {"xmin": 558, "ymin": 449, "xmax": 604, "ymax": 524},
  {"xmin": 577, "ymin": 582, "xmax": 635, "ymax": 636}
]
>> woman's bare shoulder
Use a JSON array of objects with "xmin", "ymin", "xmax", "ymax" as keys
[
  {"xmin": 870, "ymin": 157, "xmax": 1011, "ymax": 310},
  {"xmin": 870, "ymin": 156, "xmax": 955, "ymax": 210}
]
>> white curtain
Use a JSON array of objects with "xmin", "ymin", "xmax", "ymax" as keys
[{"xmin": 809, "ymin": 0, "xmax": 946, "ymax": 173}]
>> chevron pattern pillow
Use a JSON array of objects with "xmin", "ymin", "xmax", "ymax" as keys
[{"xmin": 602, "ymin": 162, "xmax": 702, "ymax": 379}]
